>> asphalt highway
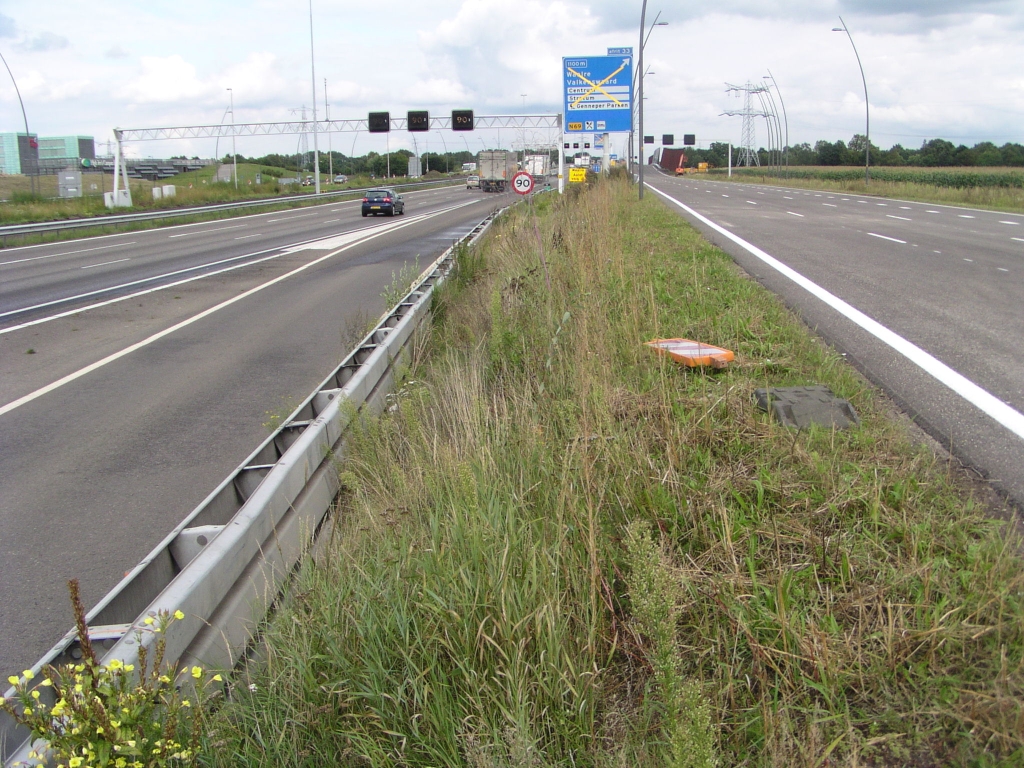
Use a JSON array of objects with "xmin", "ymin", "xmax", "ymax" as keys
[
  {"xmin": 645, "ymin": 171, "xmax": 1024, "ymax": 513},
  {"xmin": 0, "ymin": 183, "xmax": 507, "ymax": 676}
]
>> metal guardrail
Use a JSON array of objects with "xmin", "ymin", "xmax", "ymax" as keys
[
  {"xmin": 0, "ymin": 178, "xmax": 462, "ymax": 240},
  {"xmin": 1, "ymin": 207, "xmax": 504, "ymax": 767}
]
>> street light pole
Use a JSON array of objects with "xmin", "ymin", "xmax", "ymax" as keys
[
  {"xmin": 833, "ymin": 16, "xmax": 870, "ymax": 185},
  {"xmin": 227, "ymin": 88, "xmax": 237, "ymax": 189},
  {"xmin": 1, "ymin": 47, "xmax": 35, "ymax": 195},
  {"xmin": 636, "ymin": 5, "xmax": 667, "ymax": 199},
  {"xmin": 308, "ymin": 0, "xmax": 321, "ymax": 194},
  {"xmin": 638, "ymin": 0, "xmax": 648, "ymax": 199},
  {"xmin": 325, "ymin": 78, "xmax": 333, "ymax": 183},
  {"xmin": 764, "ymin": 70, "xmax": 789, "ymax": 178}
]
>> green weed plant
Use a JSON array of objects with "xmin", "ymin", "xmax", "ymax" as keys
[{"xmin": 202, "ymin": 178, "xmax": 1024, "ymax": 766}]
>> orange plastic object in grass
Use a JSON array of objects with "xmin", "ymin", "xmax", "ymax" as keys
[{"xmin": 645, "ymin": 338, "xmax": 735, "ymax": 369}]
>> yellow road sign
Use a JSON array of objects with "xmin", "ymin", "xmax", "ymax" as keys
[{"xmin": 569, "ymin": 168, "xmax": 587, "ymax": 183}]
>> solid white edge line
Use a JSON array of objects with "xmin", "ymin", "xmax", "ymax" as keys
[
  {"xmin": 0, "ymin": 223, "xmax": 407, "ymax": 416},
  {"xmin": 0, "ymin": 201, "xmax": 483, "ymax": 417},
  {"xmin": 645, "ymin": 182, "xmax": 1024, "ymax": 442}
]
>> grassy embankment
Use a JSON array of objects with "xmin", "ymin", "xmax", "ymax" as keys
[
  {"xmin": 201, "ymin": 177, "xmax": 1023, "ymax": 766},
  {"xmin": 710, "ymin": 166, "xmax": 1024, "ymax": 213}
]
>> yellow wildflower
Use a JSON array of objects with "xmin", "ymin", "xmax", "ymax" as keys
[
  {"xmin": 190, "ymin": 666, "xmax": 203, "ymax": 679},
  {"xmin": 212, "ymin": 673, "xmax": 223, "ymax": 682},
  {"xmin": 69, "ymin": 758, "xmax": 83, "ymax": 768},
  {"xmin": 7, "ymin": 675, "xmax": 19, "ymax": 686},
  {"xmin": 173, "ymin": 610, "xmax": 185, "ymax": 620},
  {"xmin": 22, "ymin": 670, "xmax": 34, "ymax": 680},
  {"xmin": 123, "ymin": 664, "xmax": 134, "ymax": 673},
  {"xmin": 40, "ymin": 678, "xmax": 52, "ymax": 686},
  {"xmin": 31, "ymin": 690, "xmax": 40, "ymax": 699},
  {"xmin": 107, "ymin": 659, "xmax": 123, "ymax": 671}
]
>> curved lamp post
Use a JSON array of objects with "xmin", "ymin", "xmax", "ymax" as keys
[
  {"xmin": 764, "ymin": 70, "xmax": 789, "ymax": 177},
  {"xmin": 637, "ymin": 3, "xmax": 668, "ymax": 199},
  {"xmin": 832, "ymin": 16, "xmax": 870, "ymax": 185},
  {"xmin": 1, "ymin": 48, "xmax": 35, "ymax": 194}
]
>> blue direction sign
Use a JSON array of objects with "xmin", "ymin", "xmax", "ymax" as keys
[
  {"xmin": 607, "ymin": 47, "xmax": 633, "ymax": 56},
  {"xmin": 563, "ymin": 55, "xmax": 633, "ymax": 133}
]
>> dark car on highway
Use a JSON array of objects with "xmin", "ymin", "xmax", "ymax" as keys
[{"xmin": 361, "ymin": 188, "xmax": 405, "ymax": 217}]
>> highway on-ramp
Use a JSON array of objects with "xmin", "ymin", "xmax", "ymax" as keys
[
  {"xmin": 0, "ymin": 184, "xmax": 505, "ymax": 677},
  {"xmin": 645, "ymin": 171, "xmax": 1024, "ymax": 512}
]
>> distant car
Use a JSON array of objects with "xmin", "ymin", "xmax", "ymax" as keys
[
  {"xmin": 301, "ymin": 175, "xmax": 315, "ymax": 186},
  {"xmin": 361, "ymin": 188, "xmax": 405, "ymax": 217},
  {"xmin": 334, "ymin": 174, "xmax": 348, "ymax": 183},
  {"xmin": 466, "ymin": 175, "xmax": 480, "ymax": 189}
]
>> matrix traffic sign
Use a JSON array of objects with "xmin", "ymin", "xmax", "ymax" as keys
[
  {"xmin": 511, "ymin": 171, "xmax": 534, "ymax": 195},
  {"xmin": 408, "ymin": 111, "xmax": 429, "ymax": 131},
  {"xmin": 368, "ymin": 112, "xmax": 390, "ymax": 133},
  {"xmin": 563, "ymin": 55, "xmax": 632, "ymax": 133},
  {"xmin": 452, "ymin": 109, "xmax": 474, "ymax": 131}
]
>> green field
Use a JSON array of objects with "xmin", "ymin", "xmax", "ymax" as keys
[
  {"xmin": 712, "ymin": 166, "xmax": 1024, "ymax": 212},
  {"xmin": 0, "ymin": 163, "xmax": 441, "ymax": 229}
]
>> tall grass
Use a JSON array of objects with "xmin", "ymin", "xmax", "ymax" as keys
[{"xmin": 203, "ymin": 178, "xmax": 1023, "ymax": 766}]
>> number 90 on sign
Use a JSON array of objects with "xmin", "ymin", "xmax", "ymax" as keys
[{"xmin": 512, "ymin": 172, "xmax": 534, "ymax": 195}]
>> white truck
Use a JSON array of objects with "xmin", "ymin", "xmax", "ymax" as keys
[
  {"xmin": 524, "ymin": 154, "xmax": 550, "ymax": 177},
  {"xmin": 477, "ymin": 150, "xmax": 517, "ymax": 193}
]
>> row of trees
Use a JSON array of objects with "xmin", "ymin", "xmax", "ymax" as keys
[
  {"xmin": 679, "ymin": 137, "xmax": 1024, "ymax": 169},
  {"xmin": 223, "ymin": 149, "xmax": 480, "ymax": 178}
]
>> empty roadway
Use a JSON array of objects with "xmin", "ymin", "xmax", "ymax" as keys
[
  {"xmin": 646, "ymin": 170, "xmax": 1024, "ymax": 514},
  {"xmin": 0, "ymin": 183, "xmax": 506, "ymax": 676}
]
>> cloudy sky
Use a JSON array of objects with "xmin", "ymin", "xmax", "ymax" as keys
[{"xmin": 1, "ymin": 0, "xmax": 1022, "ymax": 161}]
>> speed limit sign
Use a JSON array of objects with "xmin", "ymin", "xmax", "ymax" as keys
[{"xmin": 511, "ymin": 171, "xmax": 534, "ymax": 195}]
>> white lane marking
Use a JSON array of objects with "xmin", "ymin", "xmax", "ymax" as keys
[
  {"xmin": 787, "ymin": 211, "xmax": 804, "ymax": 217},
  {"xmin": 746, "ymin": 201, "xmax": 757, "ymax": 205},
  {"xmin": 0, "ymin": 208, "xmax": 463, "ymax": 417},
  {"xmin": 926, "ymin": 210, "xmax": 940, "ymax": 214},
  {"xmin": 876, "ymin": 203, "xmax": 888, "ymax": 206},
  {"xmin": 784, "ymin": 196, "xmax": 794, "ymax": 200},
  {"xmin": 234, "ymin": 233, "xmax": 262, "ymax": 240},
  {"xmin": 647, "ymin": 182, "xmax": 1024, "ymax": 442},
  {"xmin": 81, "ymin": 258, "xmax": 130, "ymax": 269},
  {"xmin": 868, "ymin": 233, "xmax": 907, "ymax": 244},
  {"xmin": 1000, "ymin": 221, "xmax": 1019, "ymax": 225},
  {"xmin": 934, "ymin": 251, "xmax": 941, "ymax": 254},
  {"xmin": 0, "ymin": 201, "xmax": 482, "ymax": 330},
  {"xmin": 823, "ymin": 203, "xmax": 837, "ymax": 208},
  {"xmin": 900, "ymin": 206, "xmax": 912, "ymax": 210},
  {"xmin": 959, "ymin": 215, "xmax": 976, "ymax": 219},
  {"xmin": 998, "ymin": 267, "xmax": 1009, "ymax": 272},
  {"xmin": 858, "ymin": 200, "xmax": 868, "ymax": 204},
  {"xmin": 267, "ymin": 211, "xmax": 319, "ymax": 222},
  {"xmin": 324, "ymin": 218, "xmax": 340, "ymax": 223},
  {"xmin": 0, "ymin": 241, "xmax": 137, "ymax": 267},
  {"xmin": 886, "ymin": 215, "xmax": 912, "ymax": 221},
  {"xmin": 841, "ymin": 198, "xmax": 850, "ymax": 201},
  {"xmin": 168, "ymin": 224, "xmax": 247, "ymax": 238},
  {"xmin": 814, "ymin": 194, "xmax": 822, "ymax": 197},
  {"xmin": 722, "ymin": 194, "xmax": 729, "ymax": 198},
  {"xmin": 1013, "ymin": 237, "xmax": 1024, "ymax": 243},
  {"xmin": 965, "ymin": 258, "xmax": 974, "ymax": 262}
]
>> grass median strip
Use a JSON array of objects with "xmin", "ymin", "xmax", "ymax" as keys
[{"xmin": 203, "ymin": 176, "xmax": 1023, "ymax": 766}]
